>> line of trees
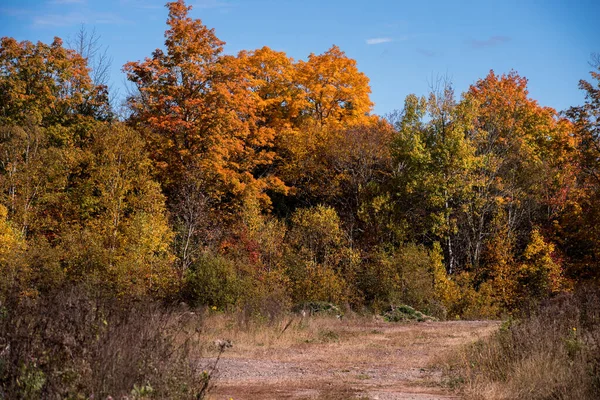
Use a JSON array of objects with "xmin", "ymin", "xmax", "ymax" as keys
[{"xmin": 1, "ymin": 0, "xmax": 599, "ymax": 318}]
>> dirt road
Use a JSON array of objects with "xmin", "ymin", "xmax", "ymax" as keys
[{"xmin": 203, "ymin": 318, "xmax": 499, "ymax": 400}]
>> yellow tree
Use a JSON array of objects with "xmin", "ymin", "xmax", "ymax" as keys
[
  {"xmin": 59, "ymin": 123, "xmax": 175, "ymax": 297},
  {"xmin": 0, "ymin": 36, "xmax": 110, "ymax": 125},
  {"xmin": 0, "ymin": 204, "xmax": 25, "ymax": 294}
]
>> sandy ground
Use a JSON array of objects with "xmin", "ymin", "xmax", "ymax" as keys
[{"xmin": 202, "ymin": 318, "xmax": 499, "ymax": 400}]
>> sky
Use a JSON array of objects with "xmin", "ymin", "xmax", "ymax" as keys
[{"xmin": 0, "ymin": 0, "xmax": 599, "ymax": 116}]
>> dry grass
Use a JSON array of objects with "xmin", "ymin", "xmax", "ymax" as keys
[
  {"xmin": 199, "ymin": 311, "xmax": 498, "ymax": 399},
  {"xmin": 0, "ymin": 286, "xmax": 212, "ymax": 399},
  {"xmin": 199, "ymin": 312, "xmax": 364, "ymax": 354},
  {"xmin": 442, "ymin": 287, "xmax": 600, "ymax": 400},
  {"xmin": 0, "ymin": 286, "xmax": 501, "ymax": 399}
]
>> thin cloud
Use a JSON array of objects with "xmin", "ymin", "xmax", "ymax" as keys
[
  {"xmin": 470, "ymin": 35, "xmax": 511, "ymax": 49},
  {"xmin": 33, "ymin": 12, "xmax": 87, "ymax": 27},
  {"xmin": 32, "ymin": 11, "xmax": 129, "ymax": 27},
  {"xmin": 416, "ymin": 48, "xmax": 436, "ymax": 57},
  {"xmin": 366, "ymin": 37, "xmax": 393, "ymax": 45},
  {"xmin": 48, "ymin": 0, "xmax": 87, "ymax": 4},
  {"xmin": 193, "ymin": 0, "xmax": 234, "ymax": 9}
]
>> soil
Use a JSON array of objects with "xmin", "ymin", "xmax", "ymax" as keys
[{"xmin": 204, "ymin": 319, "xmax": 499, "ymax": 400}]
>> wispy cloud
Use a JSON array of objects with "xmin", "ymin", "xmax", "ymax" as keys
[
  {"xmin": 32, "ymin": 11, "xmax": 128, "ymax": 27},
  {"xmin": 366, "ymin": 37, "xmax": 393, "ymax": 45},
  {"xmin": 416, "ymin": 48, "xmax": 436, "ymax": 57},
  {"xmin": 470, "ymin": 35, "xmax": 511, "ymax": 49},
  {"xmin": 33, "ymin": 12, "xmax": 87, "ymax": 27},
  {"xmin": 193, "ymin": 0, "xmax": 234, "ymax": 9},
  {"xmin": 48, "ymin": 0, "xmax": 87, "ymax": 4}
]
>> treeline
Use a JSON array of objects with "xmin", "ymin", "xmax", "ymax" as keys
[{"xmin": 1, "ymin": 0, "xmax": 599, "ymax": 318}]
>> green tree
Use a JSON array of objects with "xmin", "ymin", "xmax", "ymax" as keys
[{"xmin": 390, "ymin": 82, "xmax": 476, "ymax": 273}]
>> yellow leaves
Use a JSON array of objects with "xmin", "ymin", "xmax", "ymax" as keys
[
  {"xmin": 0, "ymin": 36, "xmax": 107, "ymax": 125},
  {"xmin": 0, "ymin": 204, "xmax": 28, "ymax": 294},
  {"xmin": 0, "ymin": 204, "xmax": 22, "ymax": 262},
  {"xmin": 519, "ymin": 228, "xmax": 565, "ymax": 295}
]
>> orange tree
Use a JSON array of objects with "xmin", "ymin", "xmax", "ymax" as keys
[{"xmin": 124, "ymin": 1, "xmax": 284, "ymax": 212}]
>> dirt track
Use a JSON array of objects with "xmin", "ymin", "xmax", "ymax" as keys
[{"xmin": 205, "ymin": 319, "xmax": 499, "ymax": 400}]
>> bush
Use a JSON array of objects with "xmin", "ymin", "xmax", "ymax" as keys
[
  {"xmin": 0, "ymin": 286, "xmax": 211, "ymax": 399},
  {"xmin": 182, "ymin": 251, "xmax": 243, "ymax": 309},
  {"xmin": 359, "ymin": 242, "xmax": 451, "ymax": 318},
  {"xmin": 292, "ymin": 301, "xmax": 343, "ymax": 317},
  {"xmin": 285, "ymin": 206, "xmax": 359, "ymax": 306},
  {"xmin": 382, "ymin": 304, "xmax": 436, "ymax": 322},
  {"xmin": 447, "ymin": 286, "xmax": 600, "ymax": 399},
  {"xmin": 288, "ymin": 205, "xmax": 345, "ymax": 265}
]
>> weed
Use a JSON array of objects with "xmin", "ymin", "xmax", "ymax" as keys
[
  {"xmin": 0, "ymin": 285, "xmax": 218, "ymax": 399},
  {"xmin": 444, "ymin": 286, "xmax": 600, "ymax": 399}
]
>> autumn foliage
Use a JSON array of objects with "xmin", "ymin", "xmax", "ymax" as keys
[{"xmin": 1, "ymin": 0, "xmax": 599, "ymax": 322}]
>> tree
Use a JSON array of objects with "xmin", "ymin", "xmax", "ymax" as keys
[
  {"xmin": 465, "ymin": 71, "xmax": 575, "ymax": 276},
  {"xmin": 567, "ymin": 53, "xmax": 600, "ymax": 184},
  {"xmin": 295, "ymin": 45, "xmax": 373, "ymax": 128},
  {"xmin": 0, "ymin": 203, "xmax": 25, "ymax": 294},
  {"xmin": 285, "ymin": 205, "xmax": 358, "ymax": 305},
  {"xmin": 236, "ymin": 46, "xmax": 302, "ymax": 130},
  {"xmin": 0, "ymin": 36, "xmax": 110, "ymax": 125},
  {"xmin": 558, "ymin": 54, "xmax": 600, "ymax": 283},
  {"xmin": 390, "ymin": 82, "xmax": 476, "ymax": 273},
  {"xmin": 68, "ymin": 25, "xmax": 112, "ymax": 88},
  {"xmin": 124, "ymin": 0, "xmax": 284, "ymax": 214},
  {"xmin": 59, "ymin": 123, "xmax": 175, "ymax": 296}
]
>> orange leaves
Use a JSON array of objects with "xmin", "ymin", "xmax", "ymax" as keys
[
  {"xmin": 466, "ymin": 70, "xmax": 576, "ymax": 212},
  {"xmin": 124, "ymin": 1, "xmax": 251, "ymax": 204},
  {"xmin": 296, "ymin": 45, "xmax": 373, "ymax": 128},
  {"xmin": 237, "ymin": 46, "xmax": 301, "ymax": 129},
  {"xmin": 124, "ymin": 1, "xmax": 376, "ymax": 215}
]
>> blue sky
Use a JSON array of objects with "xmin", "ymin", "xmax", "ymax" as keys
[{"xmin": 1, "ymin": 0, "xmax": 598, "ymax": 115}]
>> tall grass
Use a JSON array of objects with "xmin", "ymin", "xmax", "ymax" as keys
[
  {"xmin": 445, "ymin": 286, "xmax": 600, "ymax": 400},
  {"xmin": 0, "ymin": 286, "xmax": 213, "ymax": 399}
]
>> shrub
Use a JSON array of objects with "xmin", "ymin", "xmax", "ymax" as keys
[
  {"xmin": 0, "ymin": 286, "xmax": 211, "ymax": 399},
  {"xmin": 447, "ymin": 286, "xmax": 600, "ymax": 399},
  {"xmin": 359, "ymin": 242, "xmax": 452, "ymax": 318},
  {"xmin": 182, "ymin": 251, "xmax": 243, "ymax": 309},
  {"xmin": 287, "ymin": 205, "xmax": 345, "ymax": 265},
  {"xmin": 382, "ymin": 304, "xmax": 436, "ymax": 322},
  {"xmin": 285, "ymin": 206, "xmax": 359, "ymax": 306}
]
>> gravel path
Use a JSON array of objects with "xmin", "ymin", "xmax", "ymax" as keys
[{"xmin": 204, "ymin": 319, "xmax": 498, "ymax": 399}]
